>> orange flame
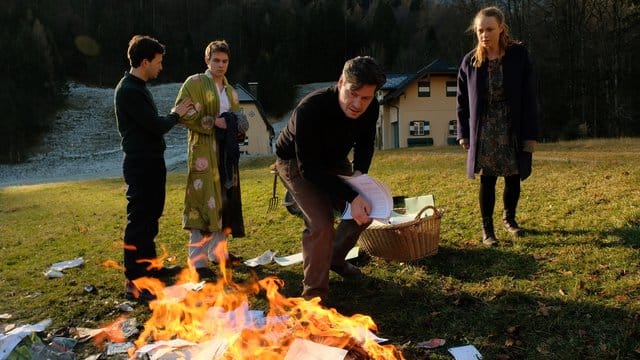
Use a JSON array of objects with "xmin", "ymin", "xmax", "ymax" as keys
[
  {"xmin": 102, "ymin": 260, "xmax": 121, "ymax": 270},
  {"xmin": 136, "ymin": 245, "xmax": 173, "ymax": 271},
  {"xmin": 101, "ymin": 242, "xmax": 404, "ymax": 359},
  {"xmin": 93, "ymin": 316, "xmax": 128, "ymax": 346},
  {"xmin": 122, "ymin": 244, "xmax": 136, "ymax": 251}
]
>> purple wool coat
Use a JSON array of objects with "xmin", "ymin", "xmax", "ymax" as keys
[{"xmin": 456, "ymin": 43, "xmax": 539, "ymax": 179}]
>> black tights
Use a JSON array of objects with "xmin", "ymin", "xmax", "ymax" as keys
[{"xmin": 479, "ymin": 174, "xmax": 520, "ymax": 220}]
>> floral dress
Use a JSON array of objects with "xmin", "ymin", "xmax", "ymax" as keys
[
  {"xmin": 175, "ymin": 72, "xmax": 240, "ymax": 232},
  {"xmin": 475, "ymin": 58, "xmax": 518, "ymax": 176}
]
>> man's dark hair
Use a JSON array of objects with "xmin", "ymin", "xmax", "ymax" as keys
[
  {"xmin": 127, "ymin": 35, "xmax": 165, "ymax": 68},
  {"xmin": 342, "ymin": 56, "xmax": 386, "ymax": 91}
]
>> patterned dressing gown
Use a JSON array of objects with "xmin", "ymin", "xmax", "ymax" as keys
[{"xmin": 175, "ymin": 71, "xmax": 240, "ymax": 232}]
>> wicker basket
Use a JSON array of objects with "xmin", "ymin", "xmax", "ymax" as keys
[{"xmin": 358, "ymin": 205, "xmax": 442, "ymax": 261}]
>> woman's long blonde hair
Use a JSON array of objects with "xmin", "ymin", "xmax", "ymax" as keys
[{"xmin": 469, "ymin": 6, "xmax": 517, "ymax": 68}]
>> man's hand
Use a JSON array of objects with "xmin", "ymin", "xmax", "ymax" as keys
[
  {"xmin": 172, "ymin": 98, "xmax": 194, "ymax": 117},
  {"xmin": 351, "ymin": 194, "xmax": 372, "ymax": 226},
  {"xmin": 214, "ymin": 116, "xmax": 227, "ymax": 129}
]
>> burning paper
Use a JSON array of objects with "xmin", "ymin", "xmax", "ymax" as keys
[
  {"xmin": 284, "ymin": 338, "xmax": 348, "ymax": 360},
  {"xmin": 96, "ymin": 245, "xmax": 402, "ymax": 359},
  {"xmin": 416, "ymin": 338, "xmax": 446, "ymax": 349},
  {"xmin": 135, "ymin": 339, "xmax": 198, "ymax": 359}
]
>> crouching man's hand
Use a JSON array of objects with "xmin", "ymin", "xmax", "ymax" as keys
[{"xmin": 351, "ymin": 194, "xmax": 372, "ymax": 226}]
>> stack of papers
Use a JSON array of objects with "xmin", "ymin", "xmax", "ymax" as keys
[{"xmin": 340, "ymin": 174, "xmax": 393, "ymax": 221}]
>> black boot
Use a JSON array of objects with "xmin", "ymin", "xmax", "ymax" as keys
[
  {"xmin": 480, "ymin": 176, "xmax": 498, "ymax": 246},
  {"xmin": 482, "ymin": 217, "xmax": 498, "ymax": 246},
  {"xmin": 330, "ymin": 220, "xmax": 367, "ymax": 278},
  {"xmin": 502, "ymin": 215, "xmax": 521, "ymax": 236},
  {"xmin": 503, "ymin": 175, "xmax": 522, "ymax": 237}
]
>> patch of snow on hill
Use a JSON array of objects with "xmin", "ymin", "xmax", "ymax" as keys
[{"xmin": 0, "ymin": 82, "xmax": 187, "ymax": 187}]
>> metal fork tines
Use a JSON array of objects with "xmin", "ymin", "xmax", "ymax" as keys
[{"xmin": 267, "ymin": 172, "xmax": 279, "ymax": 212}]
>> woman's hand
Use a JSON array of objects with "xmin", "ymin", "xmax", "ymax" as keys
[{"xmin": 459, "ymin": 138, "xmax": 470, "ymax": 151}]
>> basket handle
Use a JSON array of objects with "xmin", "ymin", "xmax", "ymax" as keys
[{"xmin": 415, "ymin": 205, "xmax": 437, "ymax": 220}]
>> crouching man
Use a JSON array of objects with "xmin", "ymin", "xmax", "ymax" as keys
[{"xmin": 275, "ymin": 56, "xmax": 386, "ymax": 302}]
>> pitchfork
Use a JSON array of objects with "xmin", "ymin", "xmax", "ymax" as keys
[{"xmin": 267, "ymin": 170, "xmax": 279, "ymax": 212}]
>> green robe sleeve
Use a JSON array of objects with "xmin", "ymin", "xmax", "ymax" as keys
[{"xmin": 176, "ymin": 74, "xmax": 215, "ymax": 135}]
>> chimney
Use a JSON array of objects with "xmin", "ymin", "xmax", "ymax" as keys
[{"xmin": 248, "ymin": 82, "xmax": 259, "ymax": 99}]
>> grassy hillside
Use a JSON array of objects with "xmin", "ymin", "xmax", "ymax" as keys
[{"xmin": 1, "ymin": 139, "xmax": 639, "ymax": 359}]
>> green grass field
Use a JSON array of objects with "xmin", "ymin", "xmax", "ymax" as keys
[{"xmin": 1, "ymin": 138, "xmax": 639, "ymax": 359}]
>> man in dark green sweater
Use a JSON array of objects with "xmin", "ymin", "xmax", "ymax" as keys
[{"xmin": 114, "ymin": 35, "xmax": 193, "ymax": 302}]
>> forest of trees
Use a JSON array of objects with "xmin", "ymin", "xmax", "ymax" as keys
[{"xmin": 2, "ymin": 0, "xmax": 639, "ymax": 163}]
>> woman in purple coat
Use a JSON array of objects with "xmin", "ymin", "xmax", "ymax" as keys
[{"xmin": 456, "ymin": 6, "xmax": 539, "ymax": 246}]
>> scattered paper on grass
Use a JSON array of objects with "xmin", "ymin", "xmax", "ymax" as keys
[
  {"xmin": 43, "ymin": 257, "xmax": 85, "ymax": 278},
  {"xmin": 245, "ymin": 247, "xmax": 360, "ymax": 268},
  {"xmin": 51, "ymin": 336, "xmax": 77, "ymax": 352},
  {"xmin": 244, "ymin": 249, "xmax": 277, "ymax": 267},
  {"xmin": 117, "ymin": 303, "xmax": 134, "ymax": 312},
  {"xmin": 0, "ymin": 325, "xmax": 14, "ymax": 334},
  {"xmin": 0, "ymin": 319, "xmax": 51, "ymax": 360},
  {"xmin": 416, "ymin": 338, "xmax": 446, "ymax": 349},
  {"xmin": 448, "ymin": 344, "xmax": 482, "ymax": 359},
  {"xmin": 274, "ymin": 252, "xmax": 303, "ymax": 266},
  {"xmin": 43, "ymin": 269, "xmax": 64, "ymax": 278},
  {"xmin": 75, "ymin": 327, "xmax": 106, "ymax": 342},
  {"xmin": 50, "ymin": 257, "xmax": 84, "ymax": 272},
  {"xmin": 106, "ymin": 341, "xmax": 134, "ymax": 355},
  {"xmin": 119, "ymin": 318, "xmax": 139, "ymax": 338}
]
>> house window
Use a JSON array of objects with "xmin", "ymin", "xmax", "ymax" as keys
[
  {"xmin": 446, "ymin": 81, "xmax": 457, "ymax": 97},
  {"xmin": 239, "ymin": 135, "xmax": 249, "ymax": 154},
  {"xmin": 418, "ymin": 81, "xmax": 430, "ymax": 97},
  {"xmin": 448, "ymin": 120, "xmax": 457, "ymax": 135},
  {"xmin": 409, "ymin": 121, "xmax": 430, "ymax": 136}
]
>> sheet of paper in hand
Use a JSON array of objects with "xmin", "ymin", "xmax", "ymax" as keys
[{"xmin": 340, "ymin": 174, "xmax": 393, "ymax": 221}]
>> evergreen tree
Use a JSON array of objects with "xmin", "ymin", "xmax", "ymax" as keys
[{"xmin": 1, "ymin": 1, "xmax": 65, "ymax": 163}]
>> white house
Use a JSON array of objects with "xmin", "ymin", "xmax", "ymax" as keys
[{"xmin": 234, "ymin": 83, "xmax": 274, "ymax": 155}]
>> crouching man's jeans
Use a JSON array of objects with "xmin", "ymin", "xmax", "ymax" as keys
[{"xmin": 275, "ymin": 158, "xmax": 367, "ymax": 301}]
